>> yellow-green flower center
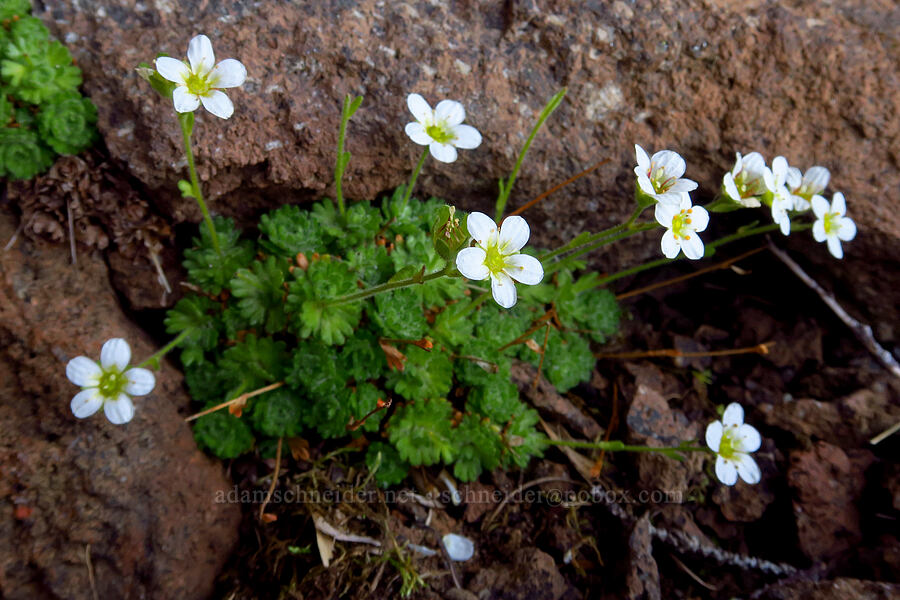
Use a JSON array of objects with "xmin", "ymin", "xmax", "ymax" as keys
[
  {"xmin": 649, "ymin": 166, "xmax": 674, "ymax": 193},
  {"xmin": 97, "ymin": 368, "xmax": 126, "ymax": 398},
  {"xmin": 483, "ymin": 243, "xmax": 507, "ymax": 274},
  {"xmin": 670, "ymin": 208, "xmax": 694, "ymax": 240},
  {"xmin": 184, "ymin": 71, "xmax": 212, "ymax": 97},
  {"xmin": 718, "ymin": 426, "xmax": 738, "ymax": 460},
  {"xmin": 426, "ymin": 122, "xmax": 455, "ymax": 145},
  {"xmin": 823, "ymin": 212, "xmax": 839, "ymax": 236}
]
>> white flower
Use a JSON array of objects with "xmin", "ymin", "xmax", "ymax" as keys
[
  {"xmin": 812, "ymin": 192, "xmax": 857, "ymax": 259},
  {"xmin": 705, "ymin": 403, "xmax": 762, "ymax": 486},
  {"xmin": 654, "ymin": 193, "xmax": 709, "ymax": 260},
  {"xmin": 722, "ymin": 151, "xmax": 774, "ymax": 208},
  {"xmin": 634, "ymin": 144, "xmax": 698, "ymax": 204},
  {"xmin": 155, "ymin": 34, "xmax": 247, "ymax": 119},
  {"xmin": 788, "ymin": 165, "xmax": 829, "ymax": 211},
  {"xmin": 455, "ymin": 212, "xmax": 543, "ymax": 309},
  {"xmin": 770, "ymin": 156, "xmax": 796, "ymax": 235},
  {"xmin": 404, "ymin": 93, "xmax": 482, "ymax": 163},
  {"xmin": 66, "ymin": 338, "xmax": 156, "ymax": 425}
]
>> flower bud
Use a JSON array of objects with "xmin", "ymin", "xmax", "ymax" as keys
[{"xmin": 431, "ymin": 205, "xmax": 469, "ymax": 261}]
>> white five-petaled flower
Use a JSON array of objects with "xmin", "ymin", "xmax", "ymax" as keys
[
  {"xmin": 812, "ymin": 192, "xmax": 857, "ymax": 259},
  {"xmin": 722, "ymin": 151, "xmax": 774, "ymax": 208},
  {"xmin": 66, "ymin": 338, "xmax": 156, "ymax": 425},
  {"xmin": 155, "ymin": 34, "xmax": 247, "ymax": 119},
  {"xmin": 705, "ymin": 403, "xmax": 762, "ymax": 486},
  {"xmin": 769, "ymin": 156, "xmax": 798, "ymax": 235},
  {"xmin": 455, "ymin": 212, "xmax": 543, "ymax": 309},
  {"xmin": 787, "ymin": 165, "xmax": 830, "ymax": 211},
  {"xmin": 655, "ymin": 193, "xmax": 710, "ymax": 260},
  {"xmin": 634, "ymin": 144, "xmax": 698, "ymax": 204},
  {"xmin": 404, "ymin": 93, "xmax": 482, "ymax": 163}
]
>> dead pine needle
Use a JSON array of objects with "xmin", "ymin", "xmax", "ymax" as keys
[
  {"xmin": 870, "ymin": 420, "xmax": 900, "ymax": 445},
  {"xmin": 84, "ymin": 544, "xmax": 99, "ymax": 600},
  {"xmin": 3, "ymin": 220, "xmax": 24, "ymax": 251},
  {"xmin": 616, "ymin": 246, "xmax": 766, "ymax": 301},
  {"xmin": 259, "ymin": 437, "xmax": 283, "ymax": 522},
  {"xmin": 509, "ymin": 159, "xmax": 610, "ymax": 217},
  {"xmin": 595, "ymin": 342, "xmax": 773, "ymax": 361},
  {"xmin": 184, "ymin": 381, "xmax": 285, "ymax": 422},
  {"xmin": 66, "ymin": 195, "xmax": 77, "ymax": 265}
]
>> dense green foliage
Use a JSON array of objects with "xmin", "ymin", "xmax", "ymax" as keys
[
  {"xmin": 0, "ymin": 2, "xmax": 97, "ymax": 179},
  {"xmin": 168, "ymin": 194, "xmax": 622, "ymax": 486}
]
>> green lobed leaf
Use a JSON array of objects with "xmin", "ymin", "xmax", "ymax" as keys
[
  {"xmin": 534, "ymin": 330, "xmax": 594, "ymax": 393},
  {"xmin": 388, "ymin": 398, "xmax": 455, "ymax": 466},
  {"xmin": 347, "ymin": 382, "xmax": 385, "ymax": 433},
  {"xmin": 366, "ymin": 441, "xmax": 409, "ymax": 488},
  {"xmin": 285, "ymin": 341, "xmax": 344, "ymax": 400},
  {"xmin": 0, "ymin": 126, "xmax": 53, "ymax": 179},
  {"xmin": 250, "ymin": 387, "xmax": 305, "ymax": 438},
  {"xmin": 36, "ymin": 92, "xmax": 97, "ymax": 155},
  {"xmin": 164, "ymin": 295, "xmax": 222, "ymax": 367},
  {"xmin": 258, "ymin": 204, "xmax": 325, "ymax": 257},
  {"xmin": 369, "ymin": 287, "xmax": 427, "ymax": 340},
  {"xmin": 193, "ymin": 410, "xmax": 255, "ymax": 459},
  {"xmin": 183, "ymin": 216, "xmax": 255, "ymax": 295},
  {"xmin": 286, "ymin": 256, "xmax": 361, "ymax": 345},
  {"xmin": 386, "ymin": 346, "xmax": 452, "ymax": 402},
  {"xmin": 0, "ymin": 0, "xmax": 31, "ymax": 21},
  {"xmin": 452, "ymin": 415, "xmax": 503, "ymax": 482},
  {"xmin": 304, "ymin": 388, "xmax": 353, "ymax": 439},
  {"xmin": 230, "ymin": 256, "xmax": 289, "ymax": 334},
  {"xmin": 219, "ymin": 334, "xmax": 289, "ymax": 391},
  {"xmin": 339, "ymin": 329, "xmax": 386, "ymax": 383}
]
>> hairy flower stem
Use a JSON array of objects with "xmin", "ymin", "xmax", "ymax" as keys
[
  {"xmin": 335, "ymin": 94, "xmax": 363, "ymax": 218},
  {"xmin": 179, "ymin": 114, "xmax": 221, "ymax": 256},
  {"xmin": 590, "ymin": 222, "xmax": 811, "ymax": 290},
  {"xmin": 399, "ymin": 149, "xmax": 429, "ymax": 214},
  {"xmin": 495, "ymin": 88, "xmax": 567, "ymax": 222},
  {"xmin": 325, "ymin": 264, "xmax": 454, "ymax": 306},
  {"xmin": 136, "ymin": 329, "xmax": 192, "ymax": 370},
  {"xmin": 550, "ymin": 438, "xmax": 710, "ymax": 455},
  {"xmin": 544, "ymin": 222, "xmax": 659, "ymax": 275}
]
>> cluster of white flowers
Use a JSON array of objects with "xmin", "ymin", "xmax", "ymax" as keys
[
  {"xmin": 634, "ymin": 144, "xmax": 710, "ymax": 260},
  {"xmin": 722, "ymin": 152, "xmax": 856, "ymax": 259}
]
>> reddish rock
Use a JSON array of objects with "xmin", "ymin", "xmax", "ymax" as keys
[
  {"xmin": 0, "ymin": 211, "xmax": 240, "ymax": 599},
  {"xmin": 624, "ymin": 515, "xmax": 660, "ymax": 600},
  {"xmin": 468, "ymin": 547, "xmax": 569, "ymax": 600},
  {"xmin": 786, "ymin": 441, "xmax": 873, "ymax": 561},
  {"xmin": 712, "ymin": 439, "xmax": 777, "ymax": 522},
  {"xmin": 19, "ymin": 0, "xmax": 900, "ymax": 334},
  {"xmin": 754, "ymin": 578, "xmax": 900, "ymax": 600}
]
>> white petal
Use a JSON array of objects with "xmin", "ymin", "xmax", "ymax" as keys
[
  {"xmin": 688, "ymin": 205, "xmax": 709, "ymax": 232},
  {"xmin": 681, "ymin": 234, "xmax": 704, "ymax": 260},
  {"xmin": 742, "ymin": 152, "xmax": 766, "ymax": 175},
  {"xmin": 804, "ymin": 166, "xmax": 829, "ymax": 191},
  {"xmin": 155, "ymin": 57, "xmax": 190, "ymax": 83},
  {"xmin": 715, "ymin": 456, "xmax": 738, "ymax": 486},
  {"xmin": 786, "ymin": 166, "xmax": 802, "ymax": 189},
  {"xmin": 429, "ymin": 141, "xmax": 458, "ymax": 163},
  {"xmin": 442, "ymin": 533, "xmax": 474, "ymax": 562},
  {"xmin": 826, "ymin": 236, "xmax": 843, "ymax": 259},
  {"xmin": 71, "ymin": 389, "xmax": 103, "ymax": 419},
  {"xmin": 654, "ymin": 202, "xmax": 678, "ymax": 227},
  {"xmin": 660, "ymin": 230, "xmax": 680, "ymax": 259},
  {"xmin": 761, "ymin": 168, "xmax": 775, "ymax": 193},
  {"xmin": 792, "ymin": 194, "xmax": 811, "ymax": 212},
  {"xmin": 100, "ymin": 338, "xmax": 131, "ymax": 371},
  {"xmin": 736, "ymin": 424, "xmax": 761, "ymax": 453},
  {"xmin": 172, "ymin": 87, "xmax": 201, "ymax": 113},
  {"xmin": 434, "ymin": 99, "xmax": 465, "ymax": 127},
  {"xmin": 831, "ymin": 192, "xmax": 846, "ymax": 216},
  {"xmin": 705, "ymin": 421, "xmax": 723, "ymax": 452},
  {"xmin": 652, "ymin": 150, "xmax": 686, "ymax": 179},
  {"xmin": 735, "ymin": 453, "xmax": 761, "ymax": 484},
  {"xmin": 124, "ymin": 368, "xmax": 156, "ymax": 396},
  {"xmin": 657, "ymin": 191, "xmax": 685, "ymax": 205},
  {"xmin": 811, "ymin": 195, "xmax": 829, "ymax": 219},
  {"xmin": 466, "ymin": 212, "xmax": 497, "ymax": 246},
  {"xmin": 451, "ymin": 124, "xmax": 481, "ymax": 149},
  {"xmin": 498, "ymin": 216, "xmax": 530, "ymax": 253},
  {"xmin": 812, "ymin": 219, "xmax": 827, "ymax": 242},
  {"xmin": 504, "ymin": 253, "xmax": 543, "ymax": 285},
  {"xmin": 455, "ymin": 247, "xmax": 489, "ymax": 280},
  {"xmin": 723, "ymin": 173, "xmax": 740, "ymax": 201},
  {"xmin": 771, "ymin": 156, "xmax": 788, "ymax": 185},
  {"xmin": 668, "ymin": 178, "xmax": 698, "ymax": 193},
  {"xmin": 779, "ymin": 216, "xmax": 791, "ymax": 236},
  {"xmin": 66, "ymin": 356, "xmax": 102, "ymax": 387},
  {"xmin": 490, "ymin": 272, "xmax": 517, "ymax": 309},
  {"xmin": 200, "ymin": 90, "xmax": 234, "ymax": 119},
  {"xmin": 722, "ymin": 403, "xmax": 744, "ymax": 427},
  {"xmin": 678, "ymin": 193, "xmax": 693, "ymax": 210},
  {"xmin": 405, "ymin": 122, "xmax": 432, "ymax": 145},
  {"xmin": 634, "ymin": 144, "xmax": 650, "ymax": 171},
  {"xmin": 187, "ymin": 34, "xmax": 215, "ymax": 75},
  {"xmin": 104, "ymin": 393, "xmax": 135, "ymax": 425},
  {"xmin": 208, "ymin": 58, "xmax": 246, "ymax": 88},
  {"xmin": 837, "ymin": 217, "xmax": 856, "ymax": 241},
  {"xmin": 731, "ymin": 152, "xmax": 743, "ymax": 175},
  {"xmin": 637, "ymin": 173, "xmax": 656, "ymax": 196},
  {"xmin": 406, "ymin": 93, "xmax": 432, "ymax": 124}
]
